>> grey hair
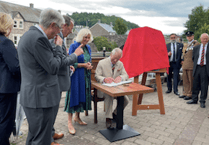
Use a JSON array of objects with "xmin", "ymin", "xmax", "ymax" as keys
[
  {"xmin": 111, "ymin": 48, "xmax": 123, "ymax": 57},
  {"xmin": 200, "ymin": 33, "xmax": 209, "ymax": 38},
  {"xmin": 39, "ymin": 8, "xmax": 64, "ymax": 28},
  {"xmin": 76, "ymin": 28, "xmax": 93, "ymax": 43},
  {"xmin": 63, "ymin": 15, "xmax": 74, "ymax": 26}
]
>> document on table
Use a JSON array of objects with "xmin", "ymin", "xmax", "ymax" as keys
[{"xmin": 102, "ymin": 80, "xmax": 132, "ymax": 87}]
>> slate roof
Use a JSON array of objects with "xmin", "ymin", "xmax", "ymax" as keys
[
  {"xmin": 97, "ymin": 23, "xmax": 116, "ymax": 33},
  {"xmin": 0, "ymin": 1, "xmax": 41, "ymax": 23}
]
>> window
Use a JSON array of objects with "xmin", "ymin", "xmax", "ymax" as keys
[
  {"xmin": 14, "ymin": 36, "xmax": 17, "ymax": 45},
  {"xmin": 19, "ymin": 21, "xmax": 23, "ymax": 29},
  {"xmin": 13, "ymin": 34, "xmax": 22, "ymax": 46},
  {"xmin": 14, "ymin": 20, "xmax": 17, "ymax": 28}
]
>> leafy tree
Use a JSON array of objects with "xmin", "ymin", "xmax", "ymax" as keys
[
  {"xmin": 113, "ymin": 18, "xmax": 128, "ymax": 35},
  {"xmin": 194, "ymin": 23, "xmax": 209, "ymax": 42},
  {"xmin": 70, "ymin": 12, "xmax": 139, "ymax": 30},
  {"xmin": 93, "ymin": 36, "xmax": 118, "ymax": 52},
  {"xmin": 184, "ymin": 5, "xmax": 209, "ymax": 40}
]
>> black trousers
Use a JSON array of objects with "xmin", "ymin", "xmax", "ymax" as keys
[
  {"xmin": 192, "ymin": 65, "xmax": 208, "ymax": 103},
  {"xmin": 167, "ymin": 62, "xmax": 180, "ymax": 93},
  {"xmin": 0, "ymin": 93, "xmax": 17, "ymax": 145}
]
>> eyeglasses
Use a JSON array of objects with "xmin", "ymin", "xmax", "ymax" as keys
[{"xmin": 55, "ymin": 23, "xmax": 62, "ymax": 30}]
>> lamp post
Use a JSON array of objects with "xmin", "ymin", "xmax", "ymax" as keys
[{"xmin": 103, "ymin": 47, "xmax": 106, "ymax": 57}]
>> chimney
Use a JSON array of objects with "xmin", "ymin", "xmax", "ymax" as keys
[
  {"xmin": 58, "ymin": 10, "xmax": 61, "ymax": 13},
  {"xmin": 98, "ymin": 19, "xmax": 101, "ymax": 23},
  {"xmin": 110, "ymin": 22, "xmax": 113, "ymax": 27},
  {"xmin": 30, "ymin": 3, "xmax": 34, "ymax": 8}
]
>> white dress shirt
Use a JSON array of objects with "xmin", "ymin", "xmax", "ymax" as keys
[{"xmin": 170, "ymin": 42, "xmax": 177, "ymax": 62}]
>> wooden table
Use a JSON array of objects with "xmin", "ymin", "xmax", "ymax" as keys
[
  {"xmin": 91, "ymin": 81, "xmax": 154, "ymax": 142},
  {"xmin": 132, "ymin": 68, "xmax": 166, "ymax": 116}
]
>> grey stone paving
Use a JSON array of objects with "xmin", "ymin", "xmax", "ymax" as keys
[{"xmin": 11, "ymin": 84, "xmax": 209, "ymax": 145}]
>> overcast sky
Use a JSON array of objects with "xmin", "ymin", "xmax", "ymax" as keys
[{"xmin": 3, "ymin": 0, "xmax": 209, "ymax": 35}]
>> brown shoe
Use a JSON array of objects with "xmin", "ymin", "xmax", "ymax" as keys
[
  {"xmin": 51, "ymin": 141, "xmax": 64, "ymax": 145},
  {"xmin": 53, "ymin": 133, "xmax": 64, "ymax": 140}
]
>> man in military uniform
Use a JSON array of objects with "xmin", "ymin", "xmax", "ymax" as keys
[{"xmin": 179, "ymin": 31, "xmax": 200, "ymax": 100}]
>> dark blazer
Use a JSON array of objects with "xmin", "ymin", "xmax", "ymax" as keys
[
  {"xmin": 167, "ymin": 42, "xmax": 184, "ymax": 68},
  {"xmin": 17, "ymin": 26, "xmax": 63, "ymax": 108},
  {"xmin": 192, "ymin": 44, "xmax": 209, "ymax": 77},
  {"xmin": 0, "ymin": 34, "xmax": 21, "ymax": 93},
  {"xmin": 49, "ymin": 32, "xmax": 77, "ymax": 91}
]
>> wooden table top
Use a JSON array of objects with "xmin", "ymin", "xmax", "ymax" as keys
[{"xmin": 91, "ymin": 81, "xmax": 154, "ymax": 97}]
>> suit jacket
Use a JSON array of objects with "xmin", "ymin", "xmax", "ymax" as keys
[
  {"xmin": 95, "ymin": 57, "xmax": 129, "ymax": 98},
  {"xmin": 0, "ymin": 34, "xmax": 21, "ymax": 93},
  {"xmin": 49, "ymin": 32, "xmax": 77, "ymax": 91},
  {"xmin": 167, "ymin": 42, "xmax": 183, "ymax": 69},
  {"xmin": 192, "ymin": 44, "xmax": 209, "ymax": 77},
  {"xmin": 18, "ymin": 26, "xmax": 63, "ymax": 108}
]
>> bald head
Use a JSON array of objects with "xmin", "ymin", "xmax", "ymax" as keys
[
  {"xmin": 200, "ymin": 33, "xmax": 209, "ymax": 46},
  {"xmin": 110, "ymin": 48, "xmax": 122, "ymax": 65}
]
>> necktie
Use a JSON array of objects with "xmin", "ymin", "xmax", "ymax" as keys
[
  {"xmin": 173, "ymin": 43, "xmax": 175, "ymax": 62},
  {"xmin": 200, "ymin": 46, "xmax": 205, "ymax": 66}
]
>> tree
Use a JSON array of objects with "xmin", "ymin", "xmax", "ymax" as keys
[
  {"xmin": 113, "ymin": 18, "xmax": 128, "ymax": 35},
  {"xmin": 194, "ymin": 23, "xmax": 209, "ymax": 42},
  {"xmin": 184, "ymin": 5, "xmax": 209, "ymax": 40},
  {"xmin": 93, "ymin": 36, "xmax": 118, "ymax": 52}
]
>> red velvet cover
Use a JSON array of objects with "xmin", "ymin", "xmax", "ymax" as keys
[{"xmin": 120, "ymin": 26, "xmax": 169, "ymax": 78}]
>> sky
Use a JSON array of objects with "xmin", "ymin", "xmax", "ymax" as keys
[{"xmin": 3, "ymin": 0, "xmax": 209, "ymax": 35}]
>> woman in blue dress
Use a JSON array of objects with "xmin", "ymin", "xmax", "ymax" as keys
[{"xmin": 64, "ymin": 28, "xmax": 93, "ymax": 135}]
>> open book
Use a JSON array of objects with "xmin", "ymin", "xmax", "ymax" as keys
[{"xmin": 102, "ymin": 80, "xmax": 132, "ymax": 87}]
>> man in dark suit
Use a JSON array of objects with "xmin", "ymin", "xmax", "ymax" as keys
[
  {"xmin": 166, "ymin": 33, "xmax": 183, "ymax": 95},
  {"xmin": 187, "ymin": 33, "xmax": 209, "ymax": 108},
  {"xmin": 49, "ymin": 15, "xmax": 83, "ymax": 144},
  {"xmin": 18, "ymin": 8, "xmax": 66, "ymax": 145}
]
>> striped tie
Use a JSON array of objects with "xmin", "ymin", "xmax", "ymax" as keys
[{"xmin": 200, "ymin": 46, "xmax": 205, "ymax": 66}]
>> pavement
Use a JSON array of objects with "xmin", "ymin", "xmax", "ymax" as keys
[{"xmin": 11, "ymin": 83, "xmax": 209, "ymax": 145}]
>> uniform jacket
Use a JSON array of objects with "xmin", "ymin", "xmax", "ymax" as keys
[
  {"xmin": 0, "ymin": 34, "xmax": 21, "ymax": 93},
  {"xmin": 182, "ymin": 40, "xmax": 200, "ymax": 70}
]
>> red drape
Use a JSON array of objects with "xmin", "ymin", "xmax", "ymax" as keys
[{"xmin": 120, "ymin": 26, "xmax": 170, "ymax": 78}]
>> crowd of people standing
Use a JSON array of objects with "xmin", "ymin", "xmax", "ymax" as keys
[{"xmin": 1, "ymin": 7, "xmax": 209, "ymax": 145}]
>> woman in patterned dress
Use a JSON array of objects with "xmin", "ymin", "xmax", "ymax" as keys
[{"xmin": 64, "ymin": 28, "xmax": 93, "ymax": 135}]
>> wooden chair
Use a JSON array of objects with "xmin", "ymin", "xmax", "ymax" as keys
[{"xmin": 85, "ymin": 57, "xmax": 105, "ymax": 123}]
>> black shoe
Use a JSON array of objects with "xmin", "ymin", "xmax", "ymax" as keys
[
  {"xmin": 112, "ymin": 113, "xmax": 117, "ymax": 121},
  {"xmin": 179, "ymin": 95, "xmax": 186, "ymax": 98},
  {"xmin": 187, "ymin": 100, "xmax": 197, "ymax": 104},
  {"xmin": 184, "ymin": 96, "xmax": 192, "ymax": 100},
  {"xmin": 200, "ymin": 102, "xmax": 205, "ymax": 108},
  {"xmin": 174, "ymin": 92, "xmax": 180, "ymax": 96},
  {"xmin": 106, "ymin": 118, "xmax": 115, "ymax": 130},
  {"xmin": 166, "ymin": 90, "xmax": 172, "ymax": 93}
]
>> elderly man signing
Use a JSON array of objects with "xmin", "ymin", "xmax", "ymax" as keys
[
  {"xmin": 95, "ymin": 48, "xmax": 129, "ymax": 129},
  {"xmin": 18, "ymin": 8, "xmax": 65, "ymax": 145}
]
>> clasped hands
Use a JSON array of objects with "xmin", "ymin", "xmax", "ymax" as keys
[
  {"xmin": 104, "ymin": 76, "xmax": 122, "ymax": 84},
  {"xmin": 85, "ymin": 62, "xmax": 93, "ymax": 70}
]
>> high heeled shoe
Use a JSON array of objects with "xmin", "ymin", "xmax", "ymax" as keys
[
  {"xmin": 68, "ymin": 122, "xmax": 76, "ymax": 135},
  {"xmin": 73, "ymin": 118, "xmax": 87, "ymax": 125}
]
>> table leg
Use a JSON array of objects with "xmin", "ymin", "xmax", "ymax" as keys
[
  {"xmin": 156, "ymin": 73, "xmax": 165, "ymax": 114},
  {"xmin": 99, "ymin": 96, "xmax": 140, "ymax": 142},
  {"xmin": 117, "ymin": 96, "xmax": 124, "ymax": 129}
]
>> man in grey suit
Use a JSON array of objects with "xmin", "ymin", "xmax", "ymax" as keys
[
  {"xmin": 49, "ymin": 15, "xmax": 83, "ymax": 144},
  {"xmin": 18, "ymin": 8, "xmax": 66, "ymax": 145},
  {"xmin": 187, "ymin": 33, "xmax": 209, "ymax": 108}
]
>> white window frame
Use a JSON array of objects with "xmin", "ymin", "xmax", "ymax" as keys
[
  {"xmin": 19, "ymin": 20, "xmax": 24, "ymax": 29},
  {"xmin": 13, "ymin": 20, "xmax": 17, "ymax": 29},
  {"xmin": 13, "ymin": 34, "xmax": 22, "ymax": 46}
]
